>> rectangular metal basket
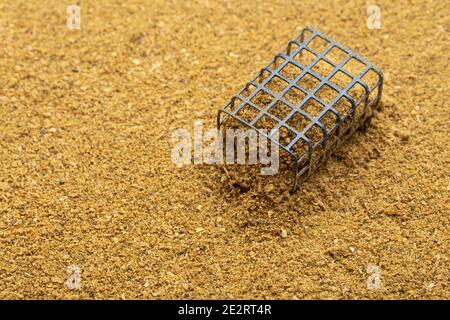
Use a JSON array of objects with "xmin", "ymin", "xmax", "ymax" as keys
[{"xmin": 217, "ymin": 26, "xmax": 384, "ymax": 191}]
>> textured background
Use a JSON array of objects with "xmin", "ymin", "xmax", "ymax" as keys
[{"xmin": 0, "ymin": 0, "xmax": 448, "ymax": 299}]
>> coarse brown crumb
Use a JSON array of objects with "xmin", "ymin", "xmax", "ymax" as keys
[{"xmin": 0, "ymin": 0, "xmax": 448, "ymax": 299}]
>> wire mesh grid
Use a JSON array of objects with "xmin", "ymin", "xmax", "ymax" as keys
[{"xmin": 217, "ymin": 26, "xmax": 384, "ymax": 191}]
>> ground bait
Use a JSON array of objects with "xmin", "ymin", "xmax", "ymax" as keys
[{"xmin": 0, "ymin": 0, "xmax": 448, "ymax": 299}]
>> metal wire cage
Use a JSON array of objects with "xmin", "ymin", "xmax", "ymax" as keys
[{"xmin": 217, "ymin": 27, "xmax": 384, "ymax": 191}]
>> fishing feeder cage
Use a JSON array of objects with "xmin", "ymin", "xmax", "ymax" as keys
[{"xmin": 217, "ymin": 27, "xmax": 384, "ymax": 191}]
